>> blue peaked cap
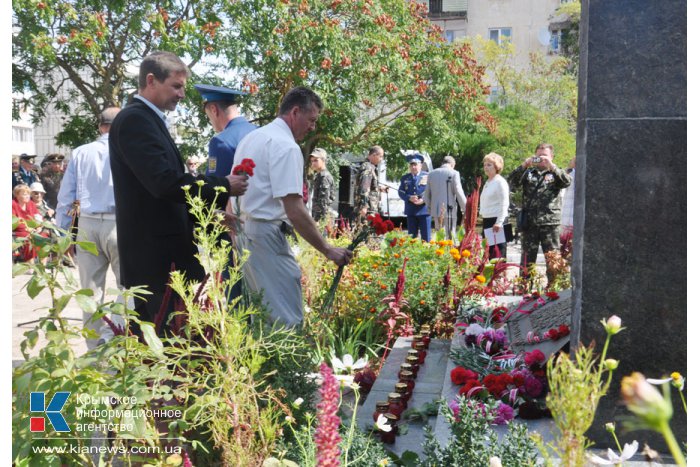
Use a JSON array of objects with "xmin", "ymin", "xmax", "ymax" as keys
[
  {"xmin": 405, "ymin": 153, "xmax": 424, "ymax": 164},
  {"xmin": 194, "ymin": 84, "xmax": 248, "ymax": 103}
]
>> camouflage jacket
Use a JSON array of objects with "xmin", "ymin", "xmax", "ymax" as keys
[
  {"xmin": 507, "ymin": 164, "xmax": 572, "ymax": 226},
  {"xmin": 354, "ymin": 160, "xmax": 381, "ymax": 214},
  {"xmin": 39, "ymin": 170, "xmax": 64, "ymax": 209},
  {"xmin": 311, "ymin": 169, "xmax": 335, "ymax": 221}
]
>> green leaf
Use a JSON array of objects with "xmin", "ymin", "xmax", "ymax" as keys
[
  {"xmin": 140, "ymin": 323, "xmax": 164, "ymax": 357},
  {"xmin": 12, "ymin": 262, "xmax": 30, "ymax": 277},
  {"xmin": 53, "ymin": 294, "xmax": 72, "ymax": 314},
  {"xmin": 74, "ymin": 294, "xmax": 97, "ymax": 314},
  {"xmin": 56, "ymin": 234, "xmax": 72, "ymax": 254},
  {"xmin": 26, "ymin": 275, "xmax": 46, "ymax": 299},
  {"xmin": 75, "ymin": 240, "xmax": 98, "ymax": 256}
]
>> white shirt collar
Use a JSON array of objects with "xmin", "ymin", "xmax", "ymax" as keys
[{"xmin": 134, "ymin": 95, "xmax": 168, "ymax": 126}]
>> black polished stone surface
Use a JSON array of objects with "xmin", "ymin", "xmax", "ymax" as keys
[{"xmin": 572, "ymin": 0, "xmax": 687, "ymax": 450}]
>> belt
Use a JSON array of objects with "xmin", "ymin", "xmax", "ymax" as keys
[
  {"xmin": 81, "ymin": 212, "xmax": 116, "ymax": 220},
  {"xmin": 246, "ymin": 217, "xmax": 297, "ymax": 239}
]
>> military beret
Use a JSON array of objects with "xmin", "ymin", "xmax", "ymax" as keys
[{"xmin": 194, "ymin": 84, "xmax": 248, "ymax": 104}]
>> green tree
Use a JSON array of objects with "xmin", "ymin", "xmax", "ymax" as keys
[
  {"xmin": 12, "ymin": 0, "xmax": 227, "ymax": 148},
  {"xmin": 13, "ymin": 0, "xmax": 494, "ymax": 161},
  {"xmin": 431, "ymin": 37, "xmax": 577, "ymax": 185}
]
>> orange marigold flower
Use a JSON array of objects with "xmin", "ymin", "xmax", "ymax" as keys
[
  {"xmin": 393, "ymin": 253, "xmax": 400, "ymax": 258},
  {"xmin": 298, "ymin": 69, "xmax": 308, "ymax": 79},
  {"xmin": 449, "ymin": 248, "xmax": 459, "ymax": 256},
  {"xmin": 321, "ymin": 57, "xmax": 332, "ymax": 69},
  {"xmin": 420, "ymin": 286, "xmax": 425, "ymax": 290},
  {"xmin": 475, "ymin": 275, "xmax": 486, "ymax": 283},
  {"xmin": 461, "ymin": 250, "xmax": 471, "ymax": 258},
  {"xmin": 380, "ymin": 284, "xmax": 387, "ymax": 290},
  {"xmin": 420, "ymin": 300, "xmax": 426, "ymax": 305},
  {"xmin": 362, "ymin": 295, "xmax": 369, "ymax": 300},
  {"xmin": 363, "ymin": 272, "xmax": 370, "ymax": 278},
  {"xmin": 369, "ymin": 307, "xmax": 376, "ymax": 313},
  {"xmin": 436, "ymin": 249, "xmax": 444, "ymax": 256}
]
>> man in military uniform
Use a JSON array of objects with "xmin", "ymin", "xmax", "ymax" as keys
[
  {"xmin": 195, "ymin": 84, "xmax": 257, "ymax": 177},
  {"xmin": 507, "ymin": 143, "xmax": 572, "ymax": 283},
  {"xmin": 13, "ymin": 154, "xmax": 39, "ymax": 189},
  {"xmin": 354, "ymin": 145, "xmax": 387, "ymax": 221},
  {"xmin": 309, "ymin": 147, "xmax": 336, "ymax": 223},
  {"xmin": 39, "ymin": 153, "xmax": 65, "ymax": 209},
  {"xmin": 195, "ymin": 83, "xmax": 257, "ymax": 302},
  {"xmin": 398, "ymin": 153, "xmax": 431, "ymax": 241}
]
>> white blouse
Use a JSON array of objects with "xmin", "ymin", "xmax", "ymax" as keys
[{"xmin": 479, "ymin": 174, "xmax": 509, "ymax": 226}]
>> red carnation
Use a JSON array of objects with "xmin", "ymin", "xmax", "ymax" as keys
[
  {"xmin": 558, "ymin": 324, "xmax": 570, "ymax": 336},
  {"xmin": 524, "ymin": 349, "xmax": 545, "ymax": 368},
  {"xmin": 458, "ymin": 379, "xmax": 483, "ymax": 398},
  {"xmin": 544, "ymin": 328, "xmax": 560, "ymax": 340},
  {"xmin": 233, "ymin": 157, "xmax": 256, "ymax": 176},
  {"xmin": 451, "ymin": 366, "xmax": 479, "ymax": 385},
  {"xmin": 545, "ymin": 291, "xmax": 560, "ymax": 300}
]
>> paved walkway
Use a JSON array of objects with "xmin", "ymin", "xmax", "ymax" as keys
[{"xmin": 12, "ymin": 265, "xmax": 120, "ymax": 365}]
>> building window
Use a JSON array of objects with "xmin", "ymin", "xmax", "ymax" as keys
[
  {"xmin": 13, "ymin": 126, "xmax": 33, "ymax": 143},
  {"xmin": 429, "ymin": 0, "xmax": 442, "ymax": 14},
  {"xmin": 550, "ymin": 29, "xmax": 562, "ymax": 53},
  {"xmin": 489, "ymin": 28, "xmax": 512, "ymax": 45},
  {"xmin": 488, "ymin": 86, "xmax": 506, "ymax": 106},
  {"xmin": 445, "ymin": 30, "xmax": 455, "ymax": 43}
]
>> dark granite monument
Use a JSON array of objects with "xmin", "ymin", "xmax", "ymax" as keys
[{"xmin": 572, "ymin": 0, "xmax": 686, "ymax": 449}]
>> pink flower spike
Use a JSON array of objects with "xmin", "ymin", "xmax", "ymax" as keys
[{"xmin": 315, "ymin": 363, "xmax": 341, "ymax": 467}]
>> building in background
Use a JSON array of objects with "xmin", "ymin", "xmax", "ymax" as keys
[{"xmin": 12, "ymin": 93, "xmax": 36, "ymax": 157}]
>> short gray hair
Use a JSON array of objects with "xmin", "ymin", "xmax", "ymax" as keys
[
  {"xmin": 278, "ymin": 86, "xmax": 323, "ymax": 115},
  {"xmin": 139, "ymin": 52, "xmax": 190, "ymax": 89},
  {"xmin": 442, "ymin": 155, "xmax": 456, "ymax": 166}
]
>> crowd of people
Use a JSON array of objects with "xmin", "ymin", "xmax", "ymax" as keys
[{"xmin": 12, "ymin": 50, "xmax": 577, "ymax": 348}]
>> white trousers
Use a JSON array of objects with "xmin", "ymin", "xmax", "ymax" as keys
[
  {"xmin": 76, "ymin": 216, "xmax": 126, "ymax": 349},
  {"xmin": 242, "ymin": 220, "xmax": 303, "ymax": 328}
]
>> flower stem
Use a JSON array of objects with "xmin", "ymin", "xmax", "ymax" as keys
[
  {"xmin": 660, "ymin": 421, "xmax": 686, "ymax": 467},
  {"xmin": 677, "ymin": 388, "xmax": 687, "ymax": 413}
]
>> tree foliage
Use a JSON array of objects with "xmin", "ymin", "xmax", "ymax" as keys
[
  {"xmin": 430, "ymin": 38, "xmax": 577, "ymax": 186},
  {"xmin": 12, "ymin": 0, "xmax": 230, "ymax": 148},
  {"xmin": 13, "ymin": 0, "xmax": 494, "ymax": 160}
]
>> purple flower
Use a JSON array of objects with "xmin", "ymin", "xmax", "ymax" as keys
[
  {"xmin": 524, "ymin": 376, "xmax": 543, "ymax": 398},
  {"xmin": 493, "ymin": 402, "xmax": 514, "ymax": 425},
  {"xmin": 448, "ymin": 398, "xmax": 461, "ymax": 419}
]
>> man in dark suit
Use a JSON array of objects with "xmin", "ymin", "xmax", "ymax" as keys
[{"xmin": 109, "ymin": 51, "xmax": 248, "ymax": 331}]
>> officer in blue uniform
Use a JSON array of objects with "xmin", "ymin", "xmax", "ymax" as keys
[
  {"xmin": 195, "ymin": 84, "xmax": 257, "ymax": 303},
  {"xmin": 194, "ymin": 84, "xmax": 257, "ymax": 177},
  {"xmin": 398, "ymin": 154, "xmax": 431, "ymax": 241}
]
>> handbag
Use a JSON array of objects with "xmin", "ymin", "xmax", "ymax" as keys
[{"xmin": 504, "ymin": 223, "xmax": 514, "ymax": 242}]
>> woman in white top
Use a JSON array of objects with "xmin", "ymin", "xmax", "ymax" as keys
[{"xmin": 479, "ymin": 152, "xmax": 510, "ymax": 259}]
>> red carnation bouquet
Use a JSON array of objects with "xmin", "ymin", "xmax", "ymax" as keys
[
  {"xmin": 230, "ymin": 158, "xmax": 256, "ymax": 236},
  {"xmin": 321, "ymin": 214, "xmax": 394, "ymax": 313},
  {"xmin": 232, "ymin": 158, "xmax": 256, "ymax": 177}
]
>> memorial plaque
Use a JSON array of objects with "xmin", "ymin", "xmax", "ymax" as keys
[{"xmin": 505, "ymin": 289, "xmax": 571, "ymax": 358}]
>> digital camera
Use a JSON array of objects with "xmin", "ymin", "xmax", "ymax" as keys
[{"xmin": 532, "ymin": 156, "xmax": 542, "ymax": 163}]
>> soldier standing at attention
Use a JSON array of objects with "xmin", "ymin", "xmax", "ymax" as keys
[
  {"xmin": 309, "ymin": 147, "xmax": 336, "ymax": 223},
  {"xmin": 507, "ymin": 143, "xmax": 571, "ymax": 284},
  {"xmin": 354, "ymin": 145, "xmax": 387, "ymax": 221},
  {"xmin": 39, "ymin": 154, "xmax": 65, "ymax": 209},
  {"xmin": 398, "ymin": 153, "xmax": 431, "ymax": 241}
]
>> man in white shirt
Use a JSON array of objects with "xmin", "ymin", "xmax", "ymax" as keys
[
  {"xmin": 233, "ymin": 86, "xmax": 352, "ymax": 328},
  {"xmin": 56, "ymin": 107, "xmax": 125, "ymax": 349}
]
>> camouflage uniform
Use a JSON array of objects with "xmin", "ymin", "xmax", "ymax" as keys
[
  {"xmin": 354, "ymin": 160, "xmax": 381, "ymax": 219},
  {"xmin": 508, "ymin": 164, "xmax": 572, "ymax": 278},
  {"xmin": 39, "ymin": 169, "xmax": 64, "ymax": 209},
  {"xmin": 311, "ymin": 169, "xmax": 336, "ymax": 222}
]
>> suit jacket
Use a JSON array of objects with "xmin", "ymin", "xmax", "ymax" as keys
[
  {"xmin": 206, "ymin": 116, "xmax": 257, "ymax": 177},
  {"xmin": 423, "ymin": 165, "xmax": 467, "ymax": 219},
  {"xmin": 109, "ymin": 99, "xmax": 229, "ymax": 294}
]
